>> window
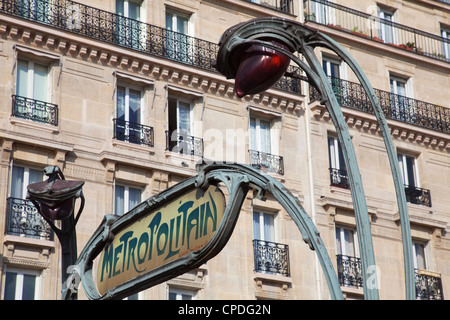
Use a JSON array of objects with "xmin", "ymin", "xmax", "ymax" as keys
[
  {"xmin": 412, "ymin": 241, "xmax": 426, "ymax": 270},
  {"xmin": 169, "ymin": 287, "xmax": 195, "ymax": 300},
  {"xmin": 116, "ymin": 0, "xmax": 141, "ymax": 49},
  {"xmin": 166, "ymin": 10, "xmax": 191, "ymax": 62},
  {"xmin": 252, "ymin": 210, "xmax": 289, "ymax": 276},
  {"xmin": 249, "ymin": 115, "xmax": 283, "ymax": 174},
  {"xmin": 336, "ymin": 225, "xmax": 362, "ymax": 288},
  {"xmin": 167, "ymin": 95, "xmax": 202, "ymax": 156},
  {"xmin": 253, "ymin": 211, "xmax": 275, "ymax": 242},
  {"xmin": 4, "ymin": 269, "xmax": 40, "ymax": 300},
  {"xmin": 328, "ymin": 136, "xmax": 348, "ymax": 188},
  {"xmin": 14, "ymin": 58, "xmax": 55, "ymax": 124},
  {"xmin": 397, "ymin": 153, "xmax": 418, "ymax": 188},
  {"xmin": 378, "ymin": 7, "xmax": 395, "ymax": 44},
  {"xmin": 250, "ymin": 117, "xmax": 272, "ymax": 155},
  {"xmin": 7, "ymin": 165, "xmax": 51, "ymax": 239},
  {"xmin": 322, "ymin": 56, "xmax": 346, "ymax": 104},
  {"xmin": 389, "ymin": 76, "xmax": 413, "ymax": 122},
  {"xmin": 11, "ymin": 165, "xmax": 42, "ymax": 200},
  {"xmin": 114, "ymin": 185, "xmax": 141, "ymax": 216},
  {"xmin": 16, "ymin": 59, "xmax": 49, "ymax": 103},
  {"xmin": 441, "ymin": 27, "xmax": 450, "ymax": 59},
  {"xmin": 115, "ymin": 84, "xmax": 143, "ymax": 144},
  {"xmin": 335, "ymin": 226, "xmax": 357, "ymax": 257}
]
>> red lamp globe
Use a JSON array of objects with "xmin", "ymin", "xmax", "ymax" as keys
[{"xmin": 233, "ymin": 39, "xmax": 291, "ymax": 98}]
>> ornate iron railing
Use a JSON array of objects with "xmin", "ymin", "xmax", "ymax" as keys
[
  {"xmin": 113, "ymin": 118, "xmax": 154, "ymax": 147},
  {"xmin": 166, "ymin": 130, "xmax": 203, "ymax": 157},
  {"xmin": 336, "ymin": 254, "xmax": 363, "ymax": 289},
  {"xmin": 329, "ymin": 168, "xmax": 349, "ymax": 189},
  {"xmin": 304, "ymin": 0, "xmax": 450, "ymax": 63},
  {"xmin": 404, "ymin": 185, "xmax": 432, "ymax": 207},
  {"xmin": 249, "ymin": 150, "xmax": 284, "ymax": 175},
  {"xmin": 0, "ymin": 0, "xmax": 300, "ymax": 95},
  {"xmin": 5, "ymin": 197, "xmax": 53, "ymax": 240},
  {"xmin": 253, "ymin": 239, "xmax": 290, "ymax": 276},
  {"xmin": 242, "ymin": 0, "xmax": 294, "ymax": 14},
  {"xmin": 415, "ymin": 269, "xmax": 444, "ymax": 300},
  {"xmin": 12, "ymin": 94, "xmax": 58, "ymax": 126},
  {"xmin": 310, "ymin": 76, "xmax": 450, "ymax": 134}
]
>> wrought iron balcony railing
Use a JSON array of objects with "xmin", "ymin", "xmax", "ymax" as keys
[
  {"xmin": 166, "ymin": 130, "xmax": 203, "ymax": 157},
  {"xmin": 404, "ymin": 185, "xmax": 432, "ymax": 207},
  {"xmin": 336, "ymin": 254, "xmax": 363, "ymax": 289},
  {"xmin": 304, "ymin": 0, "xmax": 450, "ymax": 63},
  {"xmin": 242, "ymin": 0, "xmax": 294, "ymax": 14},
  {"xmin": 5, "ymin": 197, "xmax": 53, "ymax": 240},
  {"xmin": 12, "ymin": 94, "xmax": 58, "ymax": 126},
  {"xmin": 249, "ymin": 150, "xmax": 284, "ymax": 175},
  {"xmin": 415, "ymin": 269, "xmax": 444, "ymax": 300},
  {"xmin": 113, "ymin": 118, "xmax": 154, "ymax": 147},
  {"xmin": 253, "ymin": 239, "xmax": 290, "ymax": 277},
  {"xmin": 0, "ymin": 0, "xmax": 300, "ymax": 95},
  {"xmin": 329, "ymin": 167, "xmax": 349, "ymax": 189},
  {"xmin": 310, "ymin": 76, "xmax": 450, "ymax": 134}
]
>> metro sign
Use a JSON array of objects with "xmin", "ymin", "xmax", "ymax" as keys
[{"xmin": 96, "ymin": 185, "xmax": 225, "ymax": 295}]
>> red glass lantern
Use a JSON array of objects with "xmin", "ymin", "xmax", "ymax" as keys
[{"xmin": 233, "ymin": 39, "xmax": 291, "ymax": 97}]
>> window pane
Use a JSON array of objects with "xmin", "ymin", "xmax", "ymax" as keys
[
  {"xmin": 250, "ymin": 117, "xmax": 257, "ymax": 151},
  {"xmin": 128, "ymin": 187, "xmax": 141, "ymax": 210},
  {"xmin": 116, "ymin": 86, "xmax": 126, "ymax": 120},
  {"xmin": 263, "ymin": 213, "xmax": 274, "ymax": 242},
  {"xmin": 405, "ymin": 156, "xmax": 416, "ymax": 187},
  {"xmin": 22, "ymin": 274, "xmax": 36, "ymax": 300},
  {"xmin": 29, "ymin": 168, "xmax": 42, "ymax": 184},
  {"xmin": 335, "ymin": 228, "xmax": 342, "ymax": 255},
  {"xmin": 33, "ymin": 63, "xmax": 48, "ymax": 102},
  {"xmin": 128, "ymin": 89, "xmax": 141, "ymax": 124},
  {"xmin": 253, "ymin": 212, "xmax": 261, "ymax": 240},
  {"xmin": 116, "ymin": 0, "xmax": 124, "ymax": 15},
  {"xmin": 11, "ymin": 166, "xmax": 24, "ymax": 199},
  {"xmin": 259, "ymin": 120, "xmax": 271, "ymax": 154},
  {"xmin": 414, "ymin": 242, "xmax": 426, "ymax": 269},
  {"xmin": 178, "ymin": 102, "xmax": 191, "ymax": 133},
  {"xmin": 343, "ymin": 229, "xmax": 355, "ymax": 257},
  {"xmin": 17, "ymin": 59, "xmax": 29, "ymax": 97},
  {"xmin": 128, "ymin": 1, "xmax": 140, "ymax": 20},
  {"xmin": 166, "ymin": 12, "xmax": 173, "ymax": 31},
  {"xmin": 115, "ymin": 185, "xmax": 125, "ymax": 215},
  {"xmin": 4, "ymin": 272, "xmax": 17, "ymax": 300}
]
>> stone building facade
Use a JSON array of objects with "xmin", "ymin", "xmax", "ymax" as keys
[{"xmin": 0, "ymin": 0, "xmax": 448, "ymax": 300}]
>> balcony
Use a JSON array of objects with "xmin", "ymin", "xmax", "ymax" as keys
[
  {"xmin": 336, "ymin": 254, "xmax": 363, "ymax": 289},
  {"xmin": 166, "ymin": 130, "xmax": 203, "ymax": 157},
  {"xmin": 249, "ymin": 150, "xmax": 284, "ymax": 175},
  {"xmin": 304, "ymin": 0, "xmax": 450, "ymax": 63},
  {"xmin": 404, "ymin": 185, "xmax": 432, "ymax": 207},
  {"xmin": 329, "ymin": 167, "xmax": 349, "ymax": 189},
  {"xmin": 253, "ymin": 239, "xmax": 290, "ymax": 277},
  {"xmin": 310, "ymin": 76, "xmax": 450, "ymax": 134},
  {"xmin": 12, "ymin": 95, "xmax": 58, "ymax": 126},
  {"xmin": 113, "ymin": 118, "xmax": 154, "ymax": 147},
  {"xmin": 415, "ymin": 269, "xmax": 444, "ymax": 300},
  {"xmin": 5, "ymin": 197, "xmax": 53, "ymax": 240},
  {"xmin": 0, "ymin": 0, "xmax": 301, "ymax": 96},
  {"xmin": 242, "ymin": 0, "xmax": 294, "ymax": 14}
]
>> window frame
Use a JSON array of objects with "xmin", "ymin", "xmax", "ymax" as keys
[
  {"xmin": 3, "ymin": 268, "xmax": 41, "ymax": 300},
  {"xmin": 16, "ymin": 58, "xmax": 50, "ymax": 103},
  {"xmin": 397, "ymin": 152, "xmax": 419, "ymax": 188},
  {"xmin": 252, "ymin": 210, "xmax": 276, "ymax": 243},
  {"xmin": 335, "ymin": 225, "xmax": 359, "ymax": 258},
  {"xmin": 114, "ymin": 184, "xmax": 142, "ymax": 216},
  {"xmin": 168, "ymin": 287, "xmax": 196, "ymax": 300}
]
